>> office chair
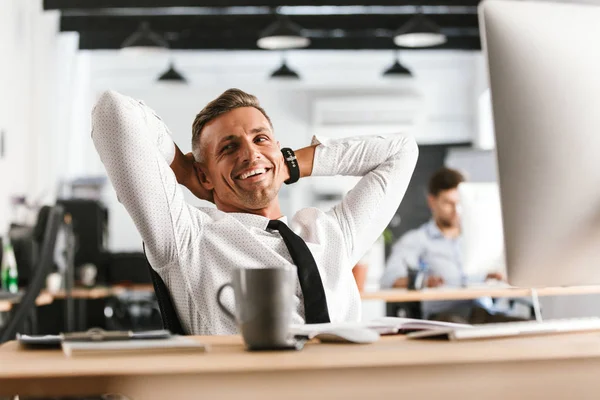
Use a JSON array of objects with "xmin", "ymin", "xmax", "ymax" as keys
[
  {"xmin": 0, "ymin": 205, "xmax": 63, "ymax": 343},
  {"xmin": 143, "ymin": 243, "xmax": 186, "ymax": 335}
]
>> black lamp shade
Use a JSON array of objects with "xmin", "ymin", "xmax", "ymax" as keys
[
  {"xmin": 270, "ymin": 60, "xmax": 300, "ymax": 79},
  {"xmin": 122, "ymin": 22, "xmax": 169, "ymax": 51},
  {"xmin": 383, "ymin": 60, "xmax": 412, "ymax": 77},
  {"xmin": 393, "ymin": 14, "xmax": 447, "ymax": 48},
  {"xmin": 157, "ymin": 63, "xmax": 187, "ymax": 83},
  {"xmin": 257, "ymin": 16, "xmax": 310, "ymax": 50}
]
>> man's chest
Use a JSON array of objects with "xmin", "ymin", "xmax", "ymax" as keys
[{"xmin": 195, "ymin": 223, "xmax": 339, "ymax": 272}]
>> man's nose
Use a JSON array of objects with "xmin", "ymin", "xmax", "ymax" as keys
[{"xmin": 240, "ymin": 141, "xmax": 261, "ymax": 163}]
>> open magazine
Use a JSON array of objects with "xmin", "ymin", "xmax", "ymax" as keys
[{"xmin": 290, "ymin": 317, "xmax": 472, "ymax": 339}]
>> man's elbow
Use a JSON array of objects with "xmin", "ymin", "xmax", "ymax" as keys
[
  {"xmin": 401, "ymin": 135, "xmax": 419, "ymax": 161},
  {"xmin": 91, "ymin": 90, "xmax": 132, "ymax": 139},
  {"xmin": 94, "ymin": 90, "xmax": 122, "ymax": 114}
]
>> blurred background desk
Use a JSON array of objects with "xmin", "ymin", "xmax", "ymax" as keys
[
  {"xmin": 361, "ymin": 285, "xmax": 600, "ymax": 320},
  {"xmin": 43, "ymin": 284, "xmax": 154, "ymax": 301},
  {"xmin": 361, "ymin": 285, "xmax": 600, "ymax": 303},
  {"xmin": 38, "ymin": 285, "xmax": 157, "ymax": 333},
  {"xmin": 3, "ymin": 333, "xmax": 600, "ymax": 399},
  {"xmin": 0, "ymin": 292, "xmax": 53, "ymax": 313}
]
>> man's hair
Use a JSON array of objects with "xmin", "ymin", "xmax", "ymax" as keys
[
  {"xmin": 428, "ymin": 167, "xmax": 465, "ymax": 196},
  {"xmin": 191, "ymin": 88, "xmax": 272, "ymax": 162}
]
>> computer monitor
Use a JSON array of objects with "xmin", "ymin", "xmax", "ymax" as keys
[
  {"xmin": 458, "ymin": 182, "xmax": 506, "ymax": 278},
  {"xmin": 480, "ymin": 0, "xmax": 600, "ymax": 287}
]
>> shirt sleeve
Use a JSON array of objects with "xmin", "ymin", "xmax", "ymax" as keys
[
  {"xmin": 379, "ymin": 230, "xmax": 423, "ymax": 288},
  {"xmin": 311, "ymin": 134, "xmax": 418, "ymax": 266},
  {"xmin": 91, "ymin": 90, "xmax": 202, "ymax": 270}
]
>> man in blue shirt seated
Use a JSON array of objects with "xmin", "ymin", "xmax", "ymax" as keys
[{"xmin": 380, "ymin": 167, "xmax": 524, "ymax": 324}]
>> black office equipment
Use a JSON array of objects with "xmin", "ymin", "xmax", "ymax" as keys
[
  {"xmin": 8, "ymin": 224, "xmax": 37, "ymax": 287},
  {"xmin": 143, "ymin": 243, "xmax": 186, "ymax": 335},
  {"xmin": 106, "ymin": 251, "xmax": 152, "ymax": 285},
  {"xmin": 56, "ymin": 199, "xmax": 108, "ymax": 272},
  {"xmin": 0, "ymin": 205, "xmax": 64, "ymax": 343}
]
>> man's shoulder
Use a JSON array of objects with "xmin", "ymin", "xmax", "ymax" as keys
[{"xmin": 395, "ymin": 223, "xmax": 430, "ymax": 246}]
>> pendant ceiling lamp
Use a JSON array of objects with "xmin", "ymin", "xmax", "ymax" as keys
[
  {"xmin": 121, "ymin": 21, "xmax": 169, "ymax": 53},
  {"xmin": 270, "ymin": 56, "xmax": 300, "ymax": 80},
  {"xmin": 393, "ymin": 13, "xmax": 447, "ymax": 48},
  {"xmin": 382, "ymin": 52, "xmax": 413, "ymax": 78},
  {"xmin": 157, "ymin": 61, "xmax": 187, "ymax": 84},
  {"xmin": 257, "ymin": 15, "xmax": 310, "ymax": 50}
]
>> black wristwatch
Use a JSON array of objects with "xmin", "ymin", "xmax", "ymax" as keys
[{"xmin": 281, "ymin": 148, "xmax": 300, "ymax": 185}]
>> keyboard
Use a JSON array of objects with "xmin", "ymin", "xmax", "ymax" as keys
[{"xmin": 407, "ymin": 317, "xmax": 600, "ymax": 341}]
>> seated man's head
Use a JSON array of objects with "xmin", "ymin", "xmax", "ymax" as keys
[
  {"xmin": 427, "ymin": 167, "xmax": 465, "ymax": 229},
  {"xmin": 191, "ymin": 89, "xmax": 285, "ymax": 214}
]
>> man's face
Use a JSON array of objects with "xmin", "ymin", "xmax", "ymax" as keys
[
  {"xmin": 428, "ymin": 188, "xmax": 461, "ymax": 229},
  {"xmin": 197, "ymin": 107, "xmax": 285, "ymax": 213}
]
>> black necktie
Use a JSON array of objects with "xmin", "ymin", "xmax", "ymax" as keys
[{"xmin": 267, "ymin": 220, "xmax": 331, "ymax": 324}]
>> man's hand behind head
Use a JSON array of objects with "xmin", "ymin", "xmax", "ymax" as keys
[
  {"xmin": 186, "ymin": 152, "xmax": 214, "ymax": 203},
  {"xmin": 170, "ymin": 146, "xmax": 214, "ymax": 203}
]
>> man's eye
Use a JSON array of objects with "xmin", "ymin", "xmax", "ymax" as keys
[
  {"xmin": 255, "ymin": 136, "xmax": 267, "ymax": 143},
  {"xmin": 222, "ymin": 144, "xmax": 235, "ymax": 153}
]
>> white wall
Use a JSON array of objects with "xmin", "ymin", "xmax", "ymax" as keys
[{"xmin": 0, "ymin": 0, "xmax": 81, "ymax": 233}]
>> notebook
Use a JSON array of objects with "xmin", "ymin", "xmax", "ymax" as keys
[
  {"xmin": 62, "ymin": 336, "xmax": 209, "ymax": 357},
  {"xmin": 290, "ymin": 317, "xmax": 471, "ymax": 339}
]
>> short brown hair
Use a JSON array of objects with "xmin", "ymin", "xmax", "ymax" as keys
[
  {"xmin": 428, "ymin": 167, "xmax": 465, "ymax": 196},
  {"xmin": 191, "ymin": 88, "xmax": 272, "ymax": 162}
]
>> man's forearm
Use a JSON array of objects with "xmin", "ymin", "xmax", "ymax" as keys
[
  {"xmin": 292, "ymin": 145, "xmax": 318, "ymax": 179},
  {"xmin": 392, "ymin": 277, "xmax": 409, "ymax": 289}
]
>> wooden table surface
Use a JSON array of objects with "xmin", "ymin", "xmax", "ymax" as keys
[
  {"xmin": 42, "ymin": 284, "xmax": 155, "ymax": 300},
  {"xmin": 3, "ymin": 332, "xmax": 600, "ymax": 399},
  {"xmin": 360, "ymin": 285, "xmax": 600, "ymax": 302},
  {"xmin": 0, "ymin": 292, "xmax": 54, "ymax": 313}
]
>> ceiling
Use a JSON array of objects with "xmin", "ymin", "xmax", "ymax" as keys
[{"xmin": 44, "ymin": 0, "xmax": 483, "ymax": 51}]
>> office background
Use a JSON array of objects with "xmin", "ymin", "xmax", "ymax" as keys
[{"xmin": 0, "ymin": 0, "xmax": 594, "ymax": 323}]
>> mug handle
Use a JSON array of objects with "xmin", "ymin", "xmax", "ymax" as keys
[{"xmin": 216, "ymin": 282, "xmax": 235, "ymax": 321}]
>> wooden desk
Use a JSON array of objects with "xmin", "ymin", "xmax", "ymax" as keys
[
  {"xmin": 361, "ymin": 285, "xmax": 600, "ymax": 302},
  {"xmin": 43, "ymin": 284, "xmax": 154, "ymax": 300},
  {"xmin": 0, "ymin": 292, "xmax": 53, "ymax": 313},
  {"xmin": 2, "ymin": 332, "xmax": 600, "ymax": 399}
]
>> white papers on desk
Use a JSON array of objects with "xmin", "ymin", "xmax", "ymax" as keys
[
  {"xmin": 290, "ymin": 317, "xmax": 471, "ymax": 338},
  {"xmin": 62, "ymin": 336, "xmax": 209, "ymax": 357},
  {"xmin": 370, "ymin": 317, "xmax": 472, "ymax": 333}
]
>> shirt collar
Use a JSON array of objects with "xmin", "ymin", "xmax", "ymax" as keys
[
  {"xmin": 425, "ymin": 219, "xmax": 445, "ymax": 239},
  {"xmin": 227, "ymin": 212, "xmax": 288, "ymax": 230}
]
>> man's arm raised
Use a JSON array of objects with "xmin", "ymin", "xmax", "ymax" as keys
[
  {"xmin": 91, "ymin": 90, "xmax": 204, "ymax": 269},
  {"xmin": 310, "ymin": 134, "xmax": 418, "ymax": 267}
]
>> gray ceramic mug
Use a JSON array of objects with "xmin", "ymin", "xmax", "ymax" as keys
[{"xmin": 217, "ymin": 266, "xmax": 300, "ymax": 351}]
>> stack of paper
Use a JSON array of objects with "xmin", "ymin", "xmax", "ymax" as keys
[
  {"xmin": 62, "ymin": 336, "xmax": 209, "ymax": 357},
  {"xmin": 290, "ymin": 317, "xmax": 471, "ymax": 339}
]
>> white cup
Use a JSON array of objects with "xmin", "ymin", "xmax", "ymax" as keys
[
  {"xmin": 80, "ymin": 263, "xmax": 97, "ymax": 287},
  {"xmin": 46, "ymin": 272, "xmax": 62, "ymax": 293}
]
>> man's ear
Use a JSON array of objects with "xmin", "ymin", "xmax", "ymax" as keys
[
  {"xmin": 195, "ymin": 162, "xmax": 214, "ymax": 191},
  {"xmin": 426, "ymin": 194, "xmax": 436, "ymax": 210}
]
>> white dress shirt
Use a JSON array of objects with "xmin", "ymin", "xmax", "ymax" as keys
[{"xmin": 91, "ymin": 90, "xmax": 418, "ymax": 335}]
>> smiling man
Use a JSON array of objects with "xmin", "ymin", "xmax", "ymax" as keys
[{"xmin": 92, "ymin": 88, "xmax": 418, "ymax": 335}]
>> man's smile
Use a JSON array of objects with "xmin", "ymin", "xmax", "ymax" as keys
[{"xmin": 233, "ymin": 167, "xmax": 273, "ymax": 185}]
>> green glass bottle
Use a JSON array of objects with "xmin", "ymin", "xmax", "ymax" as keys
[{"xmin": 1, "ymin": 238, "xmax": 19, "ymax": 293}]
